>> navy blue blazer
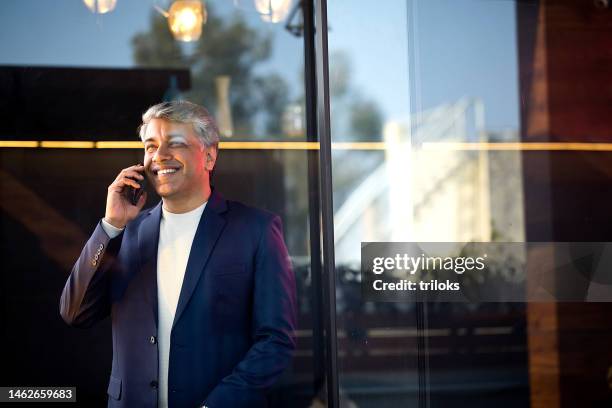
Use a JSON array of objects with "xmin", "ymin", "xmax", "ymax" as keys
[{"xmin": 60, "ymin": 190, "xmax": 297, "ymax": 408}]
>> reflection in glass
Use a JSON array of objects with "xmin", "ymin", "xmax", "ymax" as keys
[
  {"xmin": 215, "ymin": 75, "xmax": 234, "ymax": 137},
  {"xmin": 329, "ymin": 0, "xmax": 528, "ymax": 406},
  {"xmin": 254, "ymin": 0, "xmax": 293, "ymax": 23},
  {"xmin": 165, "ymin": 0, "xmax": 206, "ymax": 42},
  {"xmin": 132, "ymin": 3, "xmax": 303, "ymax": 140},
  {"xmin": 83, "ymin": 0, "xmax": 117, "ymax": 14}
]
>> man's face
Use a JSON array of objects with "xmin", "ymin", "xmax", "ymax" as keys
[{"xmin": 143, "ymin": 118, "xmax": 215, "ymax": 202}]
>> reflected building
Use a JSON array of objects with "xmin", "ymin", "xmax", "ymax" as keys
[{"xmin": 334, "ymin": 98, "xmax": 525, "ymax": 266}]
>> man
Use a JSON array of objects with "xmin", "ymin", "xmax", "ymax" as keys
[{"xmin": 60, "ymin": 101, "xmax": 297, "ymax": 408}]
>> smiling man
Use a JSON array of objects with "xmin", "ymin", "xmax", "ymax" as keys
[{"xmin": 60, "ymin": 101, "xmax": 297, "ymax": 408}]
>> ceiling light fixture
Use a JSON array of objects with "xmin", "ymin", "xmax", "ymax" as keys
[
  {"xmin": 83, "ymin": 0, "xmax": 117, "ymax": 14},
  {"xmin": 156, "ymin": 0, "xmax": 207, "ymax": 42}
]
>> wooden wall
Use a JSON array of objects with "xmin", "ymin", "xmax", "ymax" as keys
[{"xmin": 518, "ymin": 1, "xmax": 612, "ymax": 407}]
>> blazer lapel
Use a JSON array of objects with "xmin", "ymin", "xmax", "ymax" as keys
[
  {"xmin": 138, "ymin": 201, "xmax": 162, "ymax": 329},
  {"xmin": 172, "ymin": 190, "xmax": 228, "ymax": 330}
]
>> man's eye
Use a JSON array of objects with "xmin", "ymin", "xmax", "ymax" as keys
[{"xmin": 145, "ymin": 145, "xmax": 156, "ymax": 152}]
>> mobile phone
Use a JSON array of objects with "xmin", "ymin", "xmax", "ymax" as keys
[{"xmin": 124, "ymin": 170, "xmax": 147, "ymax": 206}]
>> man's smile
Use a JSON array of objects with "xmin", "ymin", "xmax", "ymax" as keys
[{"xmin": 151, "ymin": 165, "xmax": 182, "ymax": 177}]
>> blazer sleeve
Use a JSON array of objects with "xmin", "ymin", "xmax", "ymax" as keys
[
  {"xmin": 59, "ymin": 220, "xmax": 123, "ymax": 328},
  {"xmin": 203, "ymin": 215, "xmax": 297, "ymax": 408}
]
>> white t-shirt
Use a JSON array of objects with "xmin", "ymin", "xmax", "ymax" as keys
[{"xmin": 157, "ymin": 202, "xmax": 206, "ymax": 408}]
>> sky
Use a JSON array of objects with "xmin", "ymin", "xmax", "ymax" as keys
[
  {"xmin": 328, "ymin": 0, "xmax": 521, "ymax": 133},
  {"xmin": 0, "ymin": 0, "xmax": 522, "ymax": 134}
]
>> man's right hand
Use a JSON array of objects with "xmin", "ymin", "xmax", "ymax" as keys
[{"xmin": 104, "ymin": 164, "xmax": 147, "ymax": 229}]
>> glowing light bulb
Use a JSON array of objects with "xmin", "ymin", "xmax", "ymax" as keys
[
  {"xmin": 167, "ymin": 1, "xmax": 206, "ymax": 42},
  {"xmin": 254, "ymin": 0, "xmax": 292, "ymax": 23},
  {"xmin": 83, "ymin": 0, "xmax": 117, "ymax": 14}
]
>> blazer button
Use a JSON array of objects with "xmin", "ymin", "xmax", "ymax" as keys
[
  {"xmin": 91, "ymin": 260, "xmax": 97, "ymax": 266},
  {"xmin": 150, "ymin": 380, "xmax": 158, "ymax": 389},
  {"xmin": 99, "ymin": 243, "xmax": 104, "ymax": 250},
  {"xmin": 149, "ymin": 335, "xmax": 157, "ymax": 344}
]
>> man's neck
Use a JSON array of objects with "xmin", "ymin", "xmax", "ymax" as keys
[{"xmin": 162, "ymin": 187, "xmax": 211, "ymax": 214}]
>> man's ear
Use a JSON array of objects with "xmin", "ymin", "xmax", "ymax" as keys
[{"xmin": 204, "ymin": 146, "xmax": 217, "ymax": 171}]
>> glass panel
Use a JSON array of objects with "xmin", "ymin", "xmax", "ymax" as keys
[
  {"xmin": 0, "ymin": 0, "xmax": 306, "ymax": 141},
  {"xmin": 0, "ymin": 1, "xmax": 320, "ymax": 406},
  {"xmin": 328, "ymin": 0, "xmax": 530, "ymax": 406}
]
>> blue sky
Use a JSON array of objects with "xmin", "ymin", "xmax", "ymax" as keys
[{"xmin": 328, "ymin": 0, "xmax": 520, "ymax": 133}]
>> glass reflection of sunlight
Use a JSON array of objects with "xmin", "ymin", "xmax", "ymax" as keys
[{"xmin": 166, "ymin": 0, "xmax": 206, "ymax": 42}]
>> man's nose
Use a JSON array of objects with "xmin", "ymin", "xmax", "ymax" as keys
[{"xmin": 153, "ymin": 144, "xmax": 172, "ymax": 162}]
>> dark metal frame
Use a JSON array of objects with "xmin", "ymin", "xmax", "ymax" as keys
[
  {"xmin": 303, "ymin": 0, "xmax": 340, "ymax": 407},
  {"xmin": 313, "ymin": 0, "xmax": 340, "ymax": 407},
  {"xmin": 301, "ymin": 0, "xmax": 326, "ymax": 400}
]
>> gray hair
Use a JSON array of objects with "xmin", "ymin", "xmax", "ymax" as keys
[{"xmin": 138, "ymin": 101, "xmax": 220, "ymax": 150}]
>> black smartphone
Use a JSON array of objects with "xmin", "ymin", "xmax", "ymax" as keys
[{"xmin": 124, "ymin": 170, "xmax": 147, "ymax": 206}]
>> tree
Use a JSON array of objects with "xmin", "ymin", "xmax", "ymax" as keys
[
  {"xmin": 253, "ymin": 73, "xmax": 290, "ymax": 136},
  {"xmin": 349, "ymin": 98, "xmax": 383, "ymax": 142},
  {"xmin": 132, "ymin": 12, "xmax": 187, "ymax": 69},
  {"xmin": 132, "ymin": 5, "xmax": 287, "ymax": 137},
  {"xmin": 328, "ymin": 50, "xmax": 383, "ymax": 142}
]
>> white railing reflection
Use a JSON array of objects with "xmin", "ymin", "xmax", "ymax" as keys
[{"xmin": 334, "ymin": 98, "xmax": 523, "ymax": 265}]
